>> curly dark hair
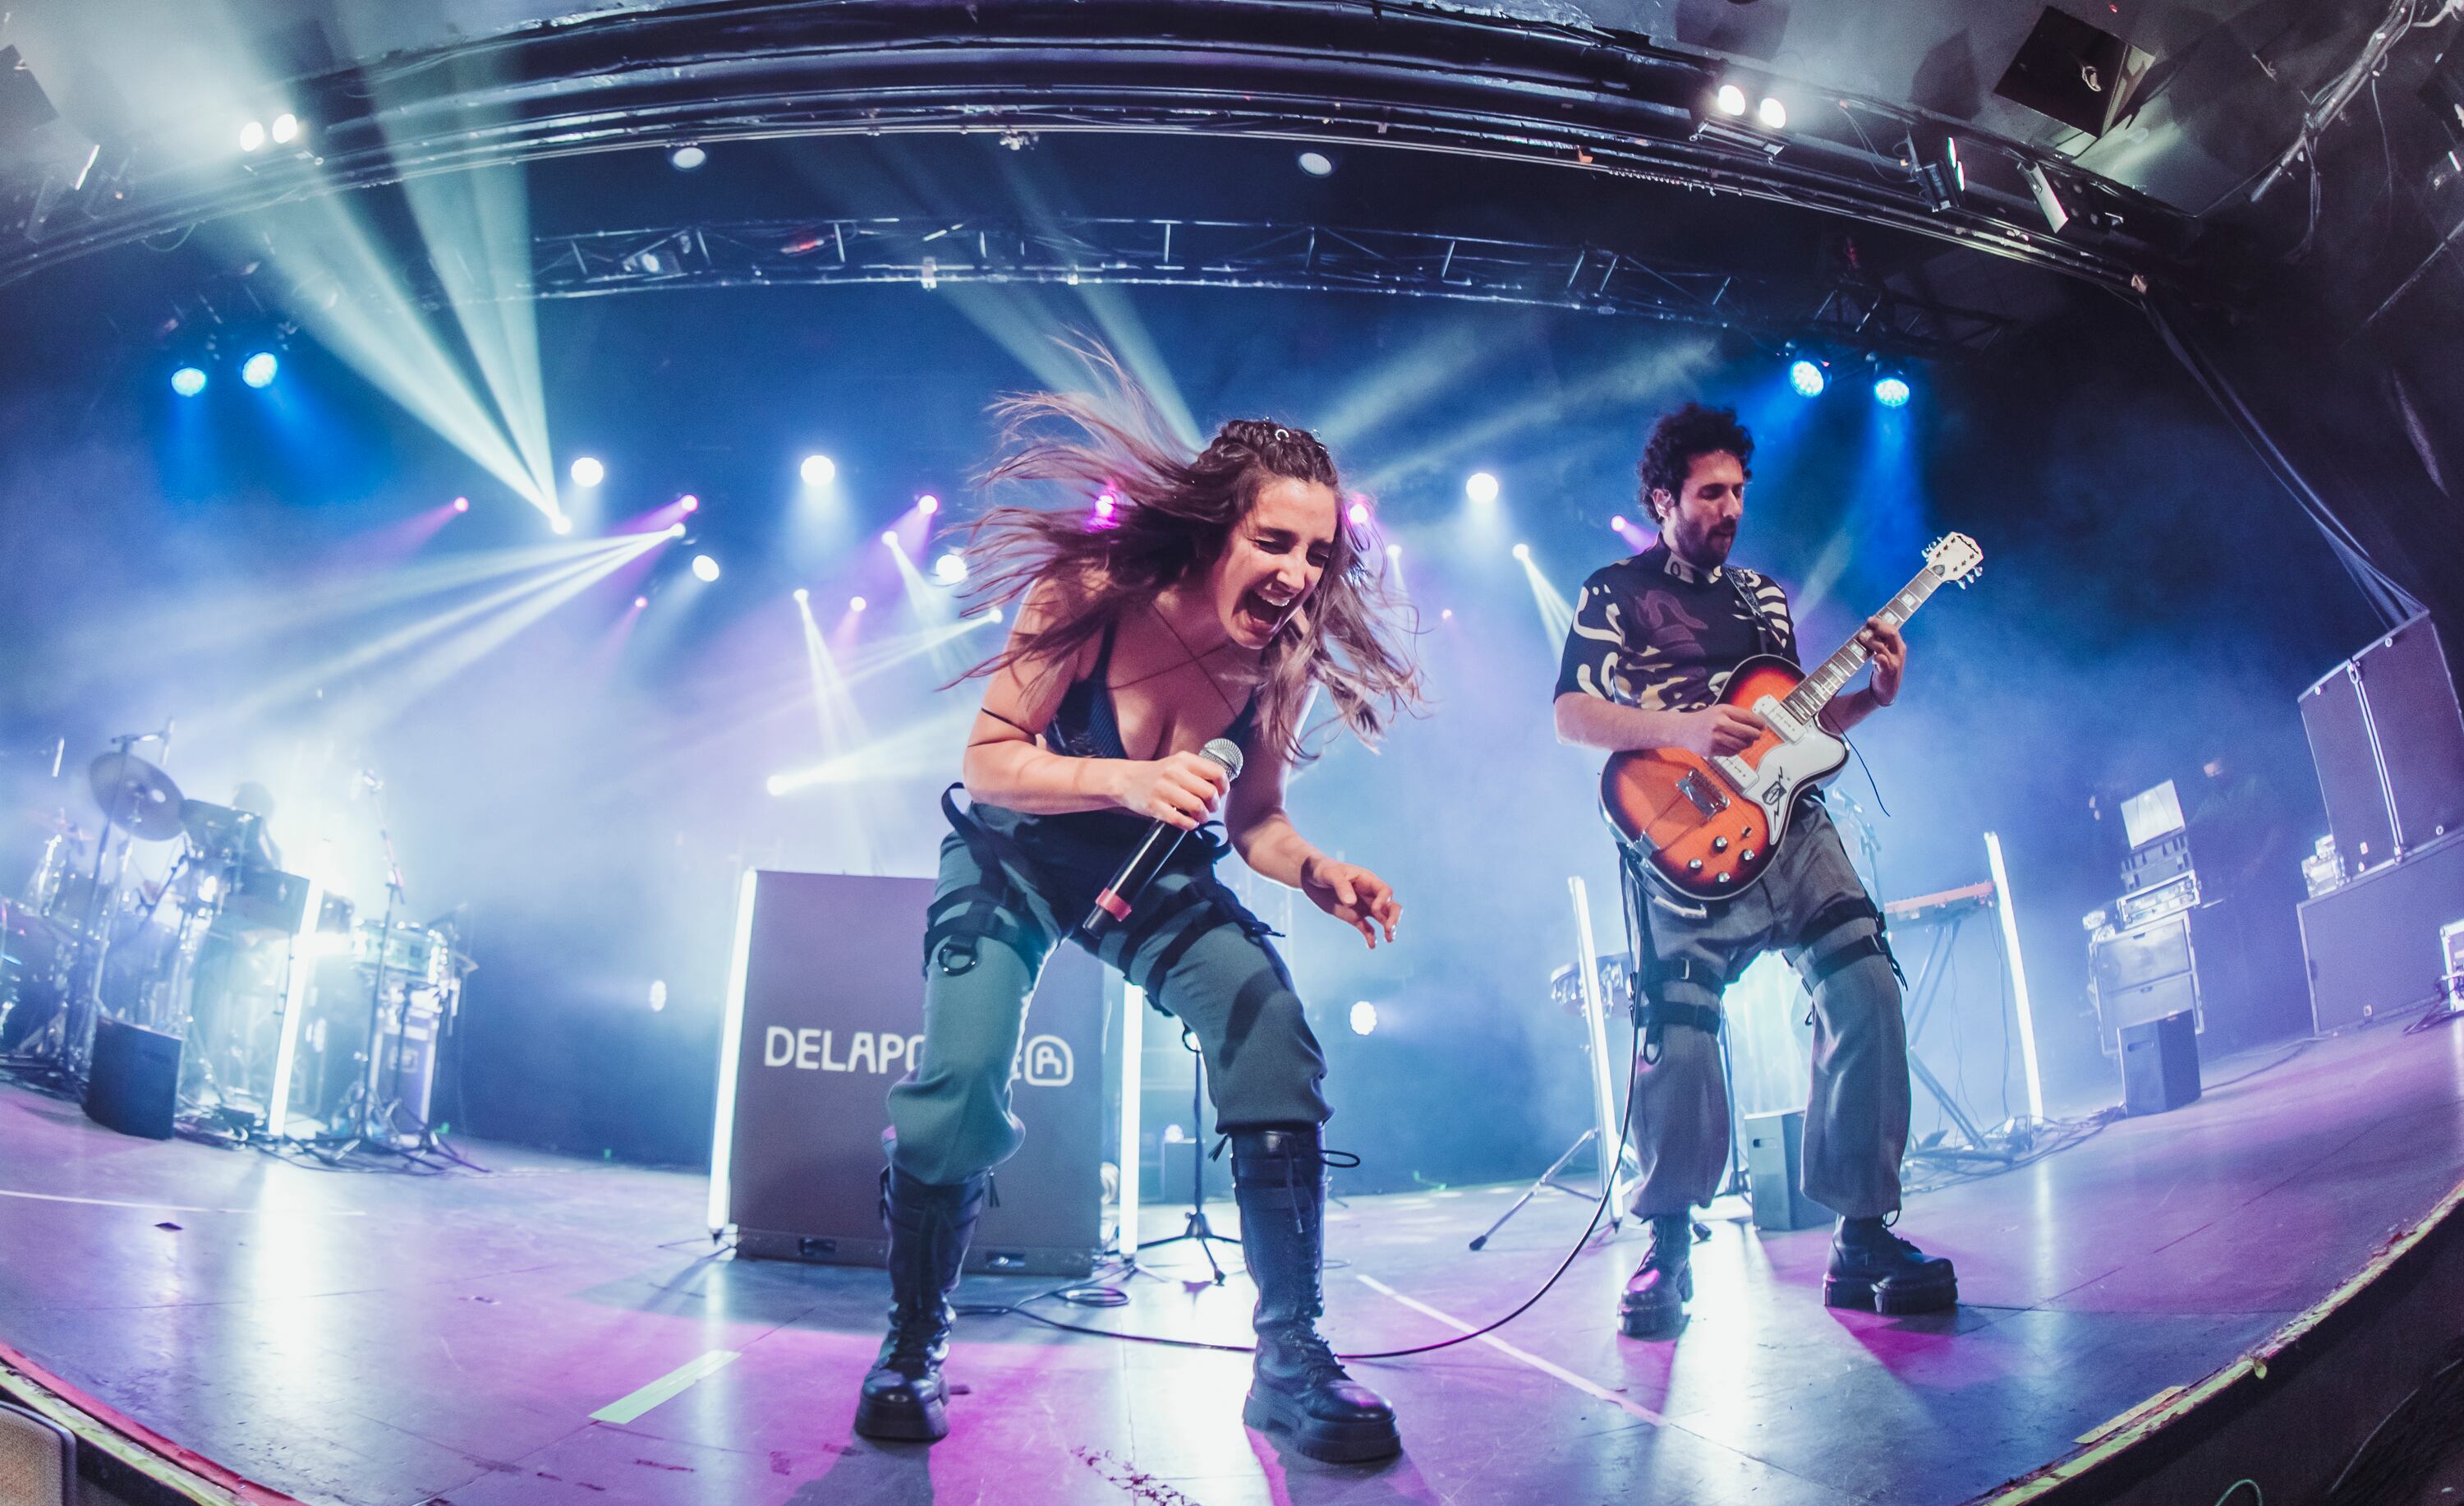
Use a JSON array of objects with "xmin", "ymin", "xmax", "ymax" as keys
[
  {"xmin": 1638, "ymin": 403, "xmax": 1754, "ymax": 522},
  {"xmin": 959, "ymin": 343, "xmax": 1423, "ymax": 765}
]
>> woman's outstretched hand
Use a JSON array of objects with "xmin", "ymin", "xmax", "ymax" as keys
[{"xmin": 1302, "ymin": 856, "xmax": 1402, "ymax": 948}]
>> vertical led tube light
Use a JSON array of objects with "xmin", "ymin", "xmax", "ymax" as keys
[
  {"xmin": 1568, "ymin": 876, "xmax": 1632, "ymax": 1216},
  {"xmin": 707, "ymin": 868, "xmax": 761, "ymax": 1234},
  {"xmin": 265, "ymin": 843, "xmax": 329, "ymax": 1140},
  {"xmin": 1984, "ymin": 831, "xmax": 2047, "ymax": 1123}
]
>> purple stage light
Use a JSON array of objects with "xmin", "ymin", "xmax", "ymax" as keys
[
  {"xmin": 679, "ymin": 495, "xmax": 700, "ymax": 514},
  {"xmin": 917, "ymin": 494, "xmax": 940, "ymax": 516}
]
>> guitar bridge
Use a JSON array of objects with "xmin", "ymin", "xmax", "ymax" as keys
[{"xmin": 1676, "ymin": 768, "xmax": 1730, "ymax": 820}]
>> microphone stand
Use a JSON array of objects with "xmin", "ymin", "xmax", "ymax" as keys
[{"xmin": 1135, "ymin": 1025, "xmax": 1240, "ymax": 1284}]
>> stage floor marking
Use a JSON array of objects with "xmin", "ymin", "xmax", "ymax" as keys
[
  {"xmin": 0, "ymin": 1188, "xmax": 365, "ymax": 1217},
  {"xmin": 590, "ymin": 1349, "xmax": 742, "ymax": 1425},
  {"xmin": 1355, "ymin": 1274, "xmax": 1667, "ymax": 1427}
]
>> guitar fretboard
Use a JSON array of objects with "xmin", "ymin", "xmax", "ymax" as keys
[{"xmin": 1780, "ymin": 564, "xmax": 1950, "ymax": 725}]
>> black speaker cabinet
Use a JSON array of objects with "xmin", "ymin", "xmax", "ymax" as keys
[
  {"xmin": 1743, "ymin": 1109, "xmax": 1834, "ymax": 1232},
  {"xmin": 714, "ymin": 871, "xmax": 1107, "ymax": 1278},
  {"xmin": 2302, "ymin": 615, "xmax": 2464, "ymax": 875},
  {"xmin": 2300, "ymin": 830, "xmax": 2464, "ymax": 1034},
  {"xmin": 2120, "ymin": 1012, "xmax": 2200, "ymax": 1117},
  {"xmin": 84, "ymin": 1018, "xmax": 182, "ymax": 1140}
]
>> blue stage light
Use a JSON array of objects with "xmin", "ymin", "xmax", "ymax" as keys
[
  {"xmin": 1349, "ymin": 1001, "xmax": 1378, "ymax": 1036},
  {"xmin": 692, "ymin": 554, "xmax": 721, "ymax": 583},
  {"xmin": 240, "ymin": 352, "xmax": 278, "ymax": 389},
  {"xmin": 1873, "ymin": 375, "xmax": 1912, "ymax": 408},
  {"xmin": 1788, "ymin": 359, "xmax": 1827, "ymax": 398},
  {"xmin": 570, "ymin": 455, "xmax": 605, "ymax": 487},
  {"xmin": 171, "ymin": 366, "xmax": 208, "ymax": 398}
]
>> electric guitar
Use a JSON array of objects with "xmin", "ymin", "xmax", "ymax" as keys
[{"xmin": 1599, "ymin": 532, "xmax": 1984, "ymax": 901}]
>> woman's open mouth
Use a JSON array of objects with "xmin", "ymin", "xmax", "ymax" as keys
[{"xmin": 1235, "ymin": 586, "xmax": 1291, "ymax": 636}]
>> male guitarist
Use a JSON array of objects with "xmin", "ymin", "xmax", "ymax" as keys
[{"xmin": 1553, "ymin": 401, "xmax": 1957, "ymax": 1337}]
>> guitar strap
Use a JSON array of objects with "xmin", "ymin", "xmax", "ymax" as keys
[{"xmin": 1723, "ymin": 567, "xmax": 1785, "ymax": 661}]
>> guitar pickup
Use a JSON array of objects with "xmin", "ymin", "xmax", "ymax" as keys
[
  {"xmin": 1675, "ymin": 768, "xmax": 1730, "ymax": 819},
  {"xmin": 1753, "ymin": 694, "xmax": 1810, "ymax": 744}
]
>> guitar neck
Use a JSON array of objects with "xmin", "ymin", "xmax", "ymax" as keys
[{"xmin": 1781, "ymin": 564, "xmax": 1948, "ymax": 724}]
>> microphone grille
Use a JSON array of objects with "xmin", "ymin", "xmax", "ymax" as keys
[{"xmin": 1201, "ymin": 737, "xmax": 1245, "ymax": 781}]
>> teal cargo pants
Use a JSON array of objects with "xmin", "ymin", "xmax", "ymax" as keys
[{"xmin": 885, "ymin": 817, "xmax": 1331, "ymax": 1188}]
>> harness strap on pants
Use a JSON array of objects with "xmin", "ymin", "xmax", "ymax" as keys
[
  {"xmin": 1797, "ymin": 893, "xmax": 1905, "ymax": 988},
  {"xmin": 1630, "ymin": 958, "xmax": 1724, "ymax": 1064}
]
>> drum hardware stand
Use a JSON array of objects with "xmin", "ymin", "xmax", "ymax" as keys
[
  {"xmin": 1472, "ymin": 875, "xmax": 1643, "ymax": 1251},
  {"xmin": 37, "ymin": 725, "xmax": 175, "ymax": 1083},
  {"xmin": 1135, "ymin": 1026, "xmax": 1239, "ymax": 1284}
]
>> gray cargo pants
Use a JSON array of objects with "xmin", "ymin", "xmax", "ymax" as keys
[{"xmin": 1625, "ymin": 800, "xmax": 1910, "ymax": 1220}]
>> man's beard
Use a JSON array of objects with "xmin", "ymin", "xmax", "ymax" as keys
[{"xmin": 1676, "ymin": 516, "xmax": 1736, "ymax": 566}]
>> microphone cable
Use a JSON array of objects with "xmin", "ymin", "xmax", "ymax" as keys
[{"xmin": 955, "ymin": 1045, "xmax": 1647, "ymax": 1363}]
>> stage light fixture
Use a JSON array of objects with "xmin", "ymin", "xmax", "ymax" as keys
[
  {"xmin": 1349, "ymin": 1001, "xmax": 1377, "ymax": 1036},
  {"xmin": 1758, "ymin": 96, "xmax": 1788, "ymax": 130},
  {"xmin": 270, "ymin": 113, "xmax": 301, "ymax": 145},
  {"xmin": 634, "ymin": 595, "xmax": 649, "ymax": 609},
  {"xmin": 1610, "ymin": 515, "xmax": 1628, "ymax": 532},
  {"xmin": 1788, "ymin": 358, "xmax": 1827, "ymax": 398},
  {"xmin": 1385, "ymin": 542, "xmax": 1402, "ymax": 559},
  {"xmin": 1298, "ymin": 150, "xmax": 1335, "ymax": 177},
  {"xmin": 1511, "ymin": 542, "xmax": 1532, "ymax": 561},
  {"xmin": 800, "ymin": 454, "xmax": 836, "ymax": 486},
  {"xmin": 1715, "ymin": 83, "xmax": 1748, "ymax": 116},
  {"xmin": 669, "ymin": 144, "xmax": 707, "ymax": 171},
  {"xmin": 917, "ymin": 494, "xmax": 940, "ymax": 515},
  {"xmin": 1095, "ymin": 491, "xmax": 1118, "ymax": 519},
  {"xmin": 238, "ymin": 120, "xmax": 266, "ymax": 152},
  {"xmin": 171, "ymin": 366, "xmax": 207, "ymax": 397},
  {"xmin": 1347, "ymin": 500, "xmax": 1371, "ymax": 527},
  {"xmin": 240, "ymin": 352, "xmax": 278, "ymax": 388},
  {"xmin": 551, "ymin": 515, "xmax": 575, "ymax": 536},
  {"xmin": 934, "ymin": 552, "xmax": 968, "ymax": 585},
  {"xmin": 1466, "ymin": 472, "xmax": 1501, "ymax": 504},
  {"xmin": 452, "ymin": 496, "xmax": 470, "ymax": 514},
  {"xmin": 849, "ymin": 596, "xmax": 868, "ymax": 613},
  {"xmin": 666, "ymin": 523, "xmax": 687, "ymax": 538},
  {"xmin": 1873, "ymin": 375, "xmax": 1912, "ymax": 408},
  {"xmin": 793, "ymin": 587, "xmax": 810, "ymax": 604},
  {"xmin": 880, "ymin": 529, "xmax": 899, "ymax": 547},
  {"xmin": 679, "ymin": 495, "xmax": 700, "ymax": 514},
  {"xmin": 570, "ymin": 456, "xmax": 605, "ymax": 487},
  {"xmin": 692, "ymin": 554, "xmax": 721, "ymax": 583}
]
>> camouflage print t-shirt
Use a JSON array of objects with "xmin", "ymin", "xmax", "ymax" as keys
[{"xmin": 1552, "ymin": 544, "xmax": 1798, "ymax": 712}]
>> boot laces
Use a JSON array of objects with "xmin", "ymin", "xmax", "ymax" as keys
[{"xmin": 1276, "ymin": 1327, "xmax": 1352, "ymax": 1387}]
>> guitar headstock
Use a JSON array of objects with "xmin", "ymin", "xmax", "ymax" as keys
[{"xmin": 1924, "ymin": 532, "xmax": 1984, "ymax": 588}]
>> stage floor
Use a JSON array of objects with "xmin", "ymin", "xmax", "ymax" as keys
[{"xmin": 3, "ymin": 1020, "xmax": 2462, "ymax": 1506}]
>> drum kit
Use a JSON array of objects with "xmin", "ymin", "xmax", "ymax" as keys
[{"xmin": 0, "ymin": 732, "xmax": 473, "ymax": 1150}]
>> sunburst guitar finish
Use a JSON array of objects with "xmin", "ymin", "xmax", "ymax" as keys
[{"xmin": 1599, "ymin": 533, "xmax": 1984, "ymax": 903}]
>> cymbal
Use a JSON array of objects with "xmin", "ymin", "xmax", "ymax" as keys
[
  {"xmin": 178, "ymin": 798, "xmax": 260, "ymax": 854},
  {"xmin": 88, "ymin": 753, "xmax": 185, "ymax": 841}
]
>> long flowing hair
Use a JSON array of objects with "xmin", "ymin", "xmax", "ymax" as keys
[{"xmin": 957, "ymin": 345, "xmax": 1421, "ymax": 764}]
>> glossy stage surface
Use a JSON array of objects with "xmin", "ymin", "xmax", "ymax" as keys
[{"xmin": 2, "ymin": 1020, "xmax": 2461, "ymax": 1506}]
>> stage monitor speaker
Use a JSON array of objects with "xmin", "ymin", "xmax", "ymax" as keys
[
  {"xmin": 83, "ymin": 1018, "xmax": 181, "ymax": 1140},
  {"xmin": 716, "ymin": 871, "xmax": 1106, "ymax": 1278},
  {"xmin": 2302, "ymin": 616, "xmax": 2464, "ymax": 875},
  {"xmin": 1744, "ymin": 1109, "xmax": 1834, "ymax": 1232},
  {"xmin": 2300, "ymin": 830, "xmax": 2464, "ymax": 1034},
  {"xmin": 2356, "ymin": 616, "xmax": 2464, "ymax": 850},
  {"xmin": 2303, "ymin": 660, "xmax": 2399, "ymax": 876},
  {"xmin": 2120, "ymin": 1012, "xmax": 2200, "ymax": 1117}
]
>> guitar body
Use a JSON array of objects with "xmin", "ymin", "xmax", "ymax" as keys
[{"xmin": 1598, "ymin": 654, "xmax": 1849, "ymax": 902}]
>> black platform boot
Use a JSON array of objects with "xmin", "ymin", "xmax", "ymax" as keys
[
  {"xmin": 1823, "ymin": 1215, "xmax": 1957, "ymax": 1315},
  {"xmin": 852, "ymin": 1166, "xmax": 987, "ymax": 1442},
  {"xmin": 1617, "ymin": 1213, "xmax": 1696, "ymax": 1338},
  {"xmin": 1230, "ymin": 1127, "xmax": 1402, "ymax": 1463}
]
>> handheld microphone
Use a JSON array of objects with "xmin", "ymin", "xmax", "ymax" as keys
[{"xmin": 1081, "ymin": 737, "xmax": 1244, "ymax": 942}]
